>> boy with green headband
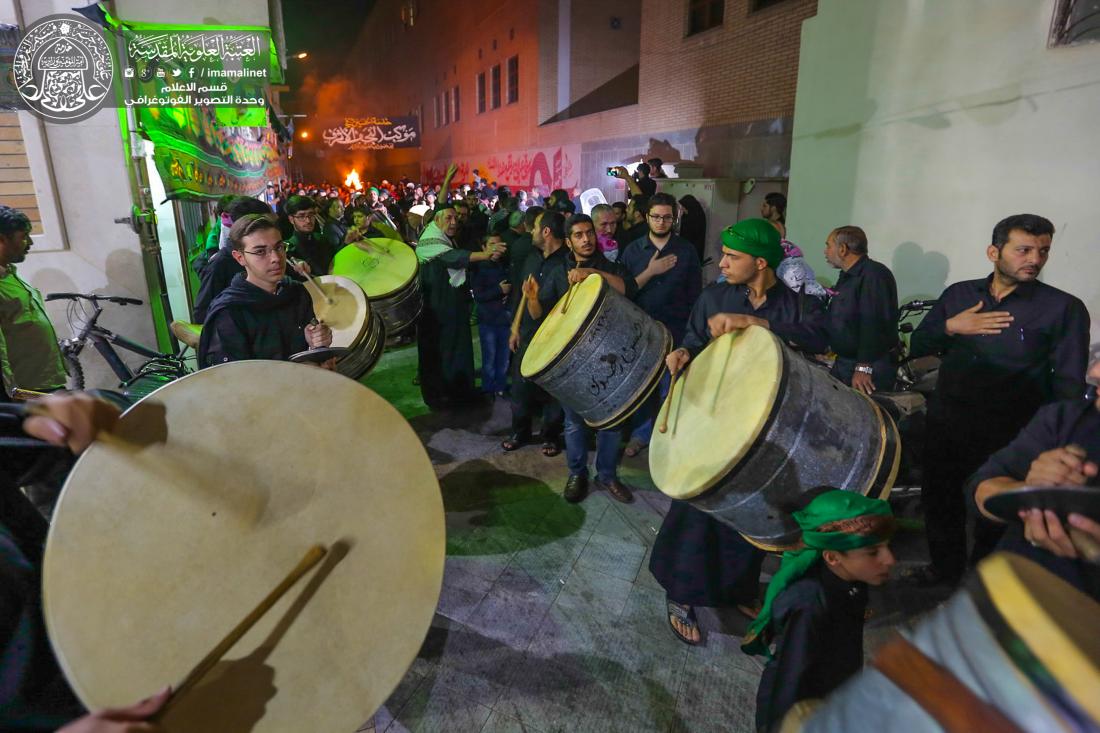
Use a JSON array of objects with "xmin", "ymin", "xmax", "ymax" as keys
[{"xmin": 743, "ymin": 489, "xmax": 896, "ymax": 733}]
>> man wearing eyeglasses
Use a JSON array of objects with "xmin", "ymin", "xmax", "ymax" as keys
[
  {"xmin": 199, "ymin": 214, "xmax": 332, "ymax": 368},
  {"xmin": 285, "ymin": 195, "xmax": 335, "ymax": 276},
  {"xmin": 618, "ymin": 191, "xmax": 703, "ymax": 456}
]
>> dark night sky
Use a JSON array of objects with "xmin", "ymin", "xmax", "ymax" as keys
[{"xmin": 280, "ymin": 0, "xmax": 377, "ymax": 111}]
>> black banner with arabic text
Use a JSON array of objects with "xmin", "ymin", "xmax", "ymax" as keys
[{"xmin": 318, "ymin": 116, "xmax": 420, "ymax": 150}]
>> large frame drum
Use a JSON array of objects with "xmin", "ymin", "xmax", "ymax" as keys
[
  {"xmin": 331, "ymin": 238, "xmax": 422, "ymax": 336},
  {"xmin": 42, "ymin": 362, "xmax": 445, "ymax": 732},
  {"xmin": 316, "ymin": 275, "xmax": 386, "ymax": 381},
  {"xmin": 649, "ymin": 325, "xmax": 900, "ymax": 550},
  {"xmin": 784, "ymin": 553, "xmax": 1100, "ymax": 732},
  {"xmin": 521, "ymin": 273, "xmax": 671, "ymax": 430}
]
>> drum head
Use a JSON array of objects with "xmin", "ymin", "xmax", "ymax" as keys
[
  {"xmin": 649, "ymin": 325, "xmax": 782, "ymax": 500},
  {"xmin": 317, "ymin": 275, "xmax": 370, "ymax": 348},
  {"xmin": 332, "ymin": 238, "xmax": 417, "ymax": 300},
  {"xmin": 42, "ymin": 362, "xmax": 445, "ymax": 732},
  {"xmin": 977, "ymin": 553, "xmax": 1100, "ymax": 723},
  {"xmin": 521, "ymin": 273, "xmax": 603, "ymax": 378}
]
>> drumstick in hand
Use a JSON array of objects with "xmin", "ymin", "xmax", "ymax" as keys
[
  {"xmin": 510, "ymin": 292, "xmax": 528, "ymax": 340},
  {"xmin": 155, "ymin": 544, "xmax": 328, "ymax": 719},
  {"xmin": 657, "ymin": 369, "xmax": 683, "ymax": 434}
]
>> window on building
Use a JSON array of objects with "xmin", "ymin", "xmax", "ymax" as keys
[
  {"xmin": 433, "ymin": 95, "xmax": 441, "ymax": 128},
  {"xmin": 687, "ymin": 0, "xmax": 724, "ymax": 36},
  {"xmin": 490, "ymin": 64, "xmax": 501, "ymax": 109},
  {"xmin": 751, "ymin": 0, "xmax": 791, "ymax": 11},
  {"xmin": 452, "ymin": 85, "xmax": 461, "ymax": 122},
  {"xmin": 506, "ymin": 56, "xmax": 519, "ymax": 104},
  {"xmin": 477, "ymin": 72, "xmax": 486, "ymax": 113},
  {"xmin": 442, "ymin": 90, "xmax": 450, "ymax": 125},
  {"xmin": 1050, "ymin": 0, "xmax": 1100, "ymax": 47}
]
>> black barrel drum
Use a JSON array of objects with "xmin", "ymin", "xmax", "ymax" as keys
[
  {"xmin": 520, "ymin": 273, "xmax": 671, "ymax": 430},
  {"xmin": 649, "ymin": 325, "xmax": 900, "ymax": 550}
]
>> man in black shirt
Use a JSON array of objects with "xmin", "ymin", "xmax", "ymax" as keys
[
  {"xmin": 506, "ymin": 206, "xmax": 544, "ymax": 314},
  {"xmin": 554, "ymin": 214, "xmax": 636, "ymax": 505},
  {"xmin": 616, "ymin": 194, "xmax": 650, "ymax": 250},
  {"xmin": 503, "ymin": 211, "xmax": 567, "ymax": 455},
  {"xmin": 285, "ymin": 195, "xmax": 335, "ymax": 276},
  {"xmin": 655, "ymin": 219, "xmax": 828, "ymax": 645},
  {"xmin": 199, "ymin": 215, "xmax": 332, "ymax": 368},
  {"xmin": 633, "ymin": 161, "xmax": 657, "ymax": 197},
  {"xmin": 619, "ymin": 192, "xmax": 703, "ymax": 455},
  {"xmin": 968, "ymin": 356, "xmax": 1100, "ymax": 600},
  {"xmin": 192, "ymin": 196, "xmax": 272, "ymax": 323},
  {"xmin": 823, "ymin": 225, "xmax": 899, "ymax": 393},
  {"xmin": 909, "ymin": 213, "xmax": 1090, "ymax": 585}
]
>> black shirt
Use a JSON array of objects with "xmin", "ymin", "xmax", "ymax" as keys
[
  {"xmin": 192, "ymin": 249, "xmax": 244, "ymax": 323},
  {"xmin": 507, "ymin": 232, "xmax": 536, "ymax": 311},
  {"xmin": 910, "ymin": 275, "xmax": 1089, "ymax": 415},
  {"xmin": 539, "ymin": 250, "xmax": 638, "ymax": 303},
  {"xmin": 616, "ymin": 221, "xmax": 648, "ymax": 250},
  {"xmin": 620, "ymin": 233, "xmax": 703, "ymax": 346},
  {"xmin": 682, "ymin": 280, "xmax": 829, "ymax": 358},
  {"xmin": 517, "ymin": 245, "xmax": 571, "ymax": 345},
  {"xmin": 198, "ymin": 275, "xmax": 313, "ymax": 368},
  {"xmin": 636, "ymin": 176, "xmax": 657, "ymax": 197},
  {"xmin": 967, "ymin": 398, "xmax": 1100, "ymax": 600},
  {"xmin": 826, "ymin": 256, "xmax": 899, "ymax": 363},
  {"xmin": 286, "ymin": 231, "xmax": 335, "ymax": 276},
  {"xmin": 755, "ymin": 563, "xmax": 868, "ymax": 733}
]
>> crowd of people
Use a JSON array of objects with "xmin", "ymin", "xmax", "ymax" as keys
[{"xmin": 2, "ymin": 145, "xmax": 1099, "ymax": 731}]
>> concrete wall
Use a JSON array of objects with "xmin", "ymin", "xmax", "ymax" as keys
[
  {"xmin": 567, "ymin": 0, "xmax": 641, "ymax": 108},
  {"xmin": 7, "ymin": 0, "xmax": 275, "ymax": 389},
  {"xmin": 787, "ymin": 0, "xmax": 1099, "ymax": 341}
]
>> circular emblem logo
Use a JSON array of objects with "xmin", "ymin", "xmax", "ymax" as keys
[{"xmin": 13, "ymin": 15, "xmax": 114, "ymax": 123}]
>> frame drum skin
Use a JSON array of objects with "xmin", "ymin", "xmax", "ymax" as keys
[
  {"xmin": 649, "ymin": 326, "xmax": 900, "ymax": 550},
  {"xmin": 520, "ymin": 273, "xmax": 671, "ymax": 430},
  {"xmin": 42, "ymin": 362, "xmax": 445, "ymax": 732},
  {"xmin": 785, "ymin": 553, "xmax": 1100, "ymax": 732},
  {"xmin": 332, "ymin": 238, "xmax": 422, "ymax": 336}
]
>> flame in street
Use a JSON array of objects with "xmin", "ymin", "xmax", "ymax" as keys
[{"xmin": 344, "ymin": 169, "xmax": 363, "ymax": 190}]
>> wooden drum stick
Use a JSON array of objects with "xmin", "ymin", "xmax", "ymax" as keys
[
  {"xmin": 510, "ymin": 292, "xmax": 528, "ymax": 340},
  {"xmin": 657, "ymin": 369, "xmax": 684, "ymax": 434}
]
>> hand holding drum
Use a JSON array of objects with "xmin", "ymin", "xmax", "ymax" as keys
[{"xmin": 707, "ymin": 312, "xmax": 768, "ymax": 340}]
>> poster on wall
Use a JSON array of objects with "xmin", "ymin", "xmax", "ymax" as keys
[
  {"xmin": 319, "ymin": 116, "xmax": 420, "ymax": 150},
  {"xmin": 422, "ymin": 145, "xmax": 581, "ymax": 196}
]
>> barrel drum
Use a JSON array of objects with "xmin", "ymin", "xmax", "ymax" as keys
[{"xmin": 521, "ymin": 274, "xmax": 671, "ymax": 430}]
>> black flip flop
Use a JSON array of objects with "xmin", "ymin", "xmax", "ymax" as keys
[{"xmin": 667, "ymin": 600, "xmax": 702, "ymax": 646}]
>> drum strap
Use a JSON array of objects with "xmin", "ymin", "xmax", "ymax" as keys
[{"xmin": 872, "ymin": 633, "xmax": 1026, "ymax": 733}]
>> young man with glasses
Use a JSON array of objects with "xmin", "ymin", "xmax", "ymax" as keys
[
  {"xmin": 198, "ymin": 214, "xmax": 332, "ymax": 368},
  {"xmin": 285, "ymin": 195, "xmax": 335, "ymax": 276},
  {"xmin": 618, "ymin": 192, "xmax": 703, "ymax": 456},
  {"xmin": 192, "ymin": 196, "xmax": 273, "ymax": 323}
]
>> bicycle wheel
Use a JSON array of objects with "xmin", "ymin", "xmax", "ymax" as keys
[{"xmin": 63, "ymin": 351, "xmax": 85, "ymax": 391}]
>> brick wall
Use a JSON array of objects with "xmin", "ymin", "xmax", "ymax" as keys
[{"xmin": 299, "ymin": 0, "xmax": 817, "ymax": 192}]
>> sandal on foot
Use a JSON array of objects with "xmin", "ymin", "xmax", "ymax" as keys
[
  {"xmin": 667, "ymin": 600, "xmax": 702, "ymax": 646},
  {"xmin": 541, "ymin": 441, "xmax": 561, "ymax": 457},
  {"xmin": 502, "ymin": 434, "xmax": 529, "ymax": 452},
  {"xmin": 624, "ymin": 439, "xmax": 647, "ymax": 458},
  {"xmin": 736, "ymin": 601, "xmax": 762, "ymax": 620}
]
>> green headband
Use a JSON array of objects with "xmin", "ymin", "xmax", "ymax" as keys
[
  {"xmin": 742, "ymin": 490, "xmax": 894, "ymax": 657},
  {"xmin": 720, "ymin": 218, "xmax": 783, "ymax": 270}
]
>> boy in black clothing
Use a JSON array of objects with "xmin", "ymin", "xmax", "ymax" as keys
[
  {"xmin": 743, "ymin": 489, "xmax": 896, "ymax": 733},
  {"xmin": 470, "ymin": 233, "xmax": 512, "ymax": 397}
]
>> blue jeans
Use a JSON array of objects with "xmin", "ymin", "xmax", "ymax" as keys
[
  {"xmin": 563, "ymin": 407, "xmax": 620, "ymax": 482},
  {"xmin": 478, "ymin": 322, "xmax": 510, "ymax": 393},
  {"xmin": 629, "ymin": 369, "xmax": 671, "ymax": 445}
]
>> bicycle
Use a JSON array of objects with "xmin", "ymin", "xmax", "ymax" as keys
[
  {"xmin": 47, "ymin": 292, "xmax": 193, "ymax": 403},
  {"xmin": 894, "ymin": 298, "xmax": 939, "ymax": 393}
]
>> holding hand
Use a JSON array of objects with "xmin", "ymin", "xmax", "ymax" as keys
[
  {"xmin": 305, "ymin": 321, "xmax": 333, "ymax": 348},
  {"xmin": 500, "ymin": 281, "xmax": 512, "ymax": 296},
  {"xmin": 707, "ymin": 313, "xmax": 768, "ymax": 339},
  {"xmin": 1020, "ymin": 509, "xmax": 1100, "ymax": 561},
  {"xmin": 568, "ymin": 268, "xmax": 594, "ymax": 284},
  {"xmin": 23, "ymin": 392, "xmax": 121, "ymax": 455},
  {"xmin": 521, "ymin": 274, "xmax": 539, "ymax": 301},
  {"xmin": 946, "ymin": 301, "xmax": 1013, "ymax": 336},
  {"xmin": 666, "ymin": 348, "xmax": 691, "ymax": 377},
  {"xmin": 1025, "ymin": 445, "xmax": 1098, "ymax": 487},
  {"xmin": 851, "ymin": 370, "xmax": 875, "ymax": 395},
  {"xmin": 58, "ymin": 686, "xmax": 170, "ymax": 733},
  {"xmin": 509, "ymin": 331, "xmax": 520, "ymax": 353}
]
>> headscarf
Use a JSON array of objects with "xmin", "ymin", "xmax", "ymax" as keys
[
  {"xmin": 416, "ymin": 218, "xmax": 466, "ymax": 287},
  {"xmin": 742, "ymin": 490, "xmax": 894, "ymax": 657},
  {"xmin": 720, "ymin": 218, "xmax": 783, "ymax": 270}
]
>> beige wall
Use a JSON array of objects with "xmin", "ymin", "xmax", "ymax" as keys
[
  {"xmin": 568, "ymin": 0, "xmax": 641, "ymax": 108},
  {"xmin": 787, "ymin": 0, "xmax": 1099, "ymax": 340},
  {"xmin": 7, "ymin": 0, "xmax": 275, "ymax": 388}
]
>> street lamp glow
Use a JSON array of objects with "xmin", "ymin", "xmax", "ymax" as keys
[
  {"xmin": 299, "ymin": 130, "xmax": 310, "ymax": 140},
  {"xmin": 294, "ymin": 52, "xmax": 309, "ymax": 59}
]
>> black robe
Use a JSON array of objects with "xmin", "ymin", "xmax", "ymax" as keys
[
  {"xmin": 198, "ymin": 274, "xmax": 313, "ymax": 368},
  {"xmin": 755, "ymin": 563, "xmax": 868, "ymax": 733},
  {"xmin": 416, "ymin": 248, "xmax": 476, "ymax": 408},
  {"xmin": 649, "ymin": 280, "xmax": 829, "ymax": 607}
]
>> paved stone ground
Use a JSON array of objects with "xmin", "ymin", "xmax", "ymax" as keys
[{"xmin": 359, "ymin": 342, "xmax": 952, "ymax": 733}]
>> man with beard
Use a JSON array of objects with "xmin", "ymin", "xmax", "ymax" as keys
[
  {"xmin": 502, "ymin": 211, "xmax": 568, "ymax": 455},
  {"xmin": 199, "ymin": 214, "xmax": 332, "ymax": 367},
  {"xmin": 551, "ymin": 214, "xmax": 635, "ymax": 504},
  {"xmin": 0, "ymin": 207, "xmax": 67, "ymax": 398},
  {"xmin": 285, "ymin": 195, "xmax": 335, "ymax": 276},
  {"xmin": 416, "ymin": 205, "xmax": 505, "ymax": 410},
  {"xmin": 591, "ymin": 203, "xmax": 621, "ymax": 262},
  {"xmin": 908, "ymin": 214, "xmax": 1090, "ymax": 586},
  {"xmin": 657, "ymin": 219, "xmax": 828, "ymax": 645}
]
